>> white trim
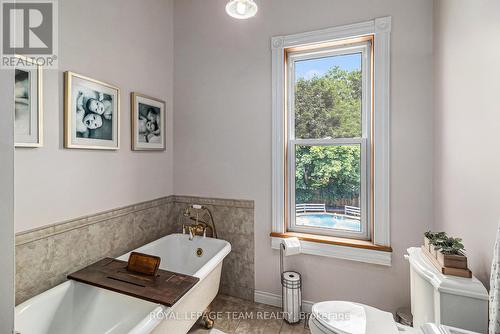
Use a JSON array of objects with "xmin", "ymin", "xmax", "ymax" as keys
[
  {"xmin": 271, "ymin": 20, "xmax": 376, "ymax": 50},
  {"xmin": 271, "ymin": 29, "xmax": 286, "ymax": 235},
  {"xmin": 372, "ymin": 16, "xmax": 391, "ymax": 246},
  {"xmin": 0, "ymin": 68, "xmax": 15, "ymax": 334},
  {"xmin": 291, "ymin": 138, "xmax": 364, "ymax": 146},
  {"xmin": 271, "ymin": 16, "xmax": 392, "ymax": 251},
  {"xmin": 254, "ymin": 290, "xmax": 315, "ymax": 314},
  {"xmin": 286, "ymin": 42, "xmax": 369, "ymax": 63},
  {"xmin": 271, "ymin": 237, "xmax": 392, "ymax": 266}
]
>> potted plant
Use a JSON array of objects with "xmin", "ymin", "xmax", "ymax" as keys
[
  {"xmin": 433, "ymin": 236, "xmax": 468, "ymax": 269},
  {"xmin": 424, "ymin": 231, "xmax": 447, "ymax": 254}
]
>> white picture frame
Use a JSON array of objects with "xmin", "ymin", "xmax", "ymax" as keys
[
  {"xmin": 15, "ymin": 56, "xmax": 43, "ymax": 148},
  {"xmin": 131, "ymin": 92, "xmax": 166, "ymax": 151}
]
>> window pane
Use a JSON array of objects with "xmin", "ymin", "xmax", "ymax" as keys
[
  {"xmin": 294, "ymin": 53, "xmax": 362, "ymax": 139},
  {"xmin": 295, "ymin": 144, "xmax": 361, "ymax": 232}
]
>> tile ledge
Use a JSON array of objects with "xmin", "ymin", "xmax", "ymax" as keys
[
  {"xmin": 173, "ymin": 195, "xmax": 254, "ymax": 208},
  {"xmin": 16, "ymin": 196, "xmax": 174, "ymax": 246},
  {"xmin": 15, "ymin": 195, "xmax": 254, "ymax": 246}
]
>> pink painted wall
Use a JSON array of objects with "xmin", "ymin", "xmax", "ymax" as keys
[
  {"xmin": 434, "ymin": 0, "xmax": 500, "ymax": 286},
  {"xmin": 14, "ymin": 0, "xmax": 175, "ymax": 233},
  {"xmin": 173, "ymin": 0, "xmax": 434, "ymax": 312}
]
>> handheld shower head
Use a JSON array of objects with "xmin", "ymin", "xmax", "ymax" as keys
[{"xmin": 181, "ymin": 204, "xmax": 218, "ymax": 239}]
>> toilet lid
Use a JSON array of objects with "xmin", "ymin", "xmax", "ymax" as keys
[{"xmin": 311, "ymin": 301, "xmax": 399, "ymax": 334}]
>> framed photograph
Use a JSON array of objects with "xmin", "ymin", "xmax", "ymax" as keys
[
  {"xmin": 131, "ymin": 92, "xmax": 166, "ymax": 151},
  {"xmin": 64, "ymin": 71, "xmax": 120, "ymax": 150},
  {"xmin": 15, "ymin": 56, "xmax": 43, "ymax": 147}
]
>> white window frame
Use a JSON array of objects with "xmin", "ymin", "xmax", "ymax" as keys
[
  {"xmin": 271, "ymin": 17, "xmax": 392, "ymax": 265},
  {"xmin": 287, "ymin": 41, "xmax": 371, "ymax": 240}
]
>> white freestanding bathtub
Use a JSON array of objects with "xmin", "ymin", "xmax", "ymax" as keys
[{"xmin": 15, "ymin": 233, "xmax": 231, "ymax": 334}]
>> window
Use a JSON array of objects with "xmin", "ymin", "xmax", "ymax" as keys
[
  {"xmin": 271, "ymin": 17, "xmax": 392, "ymax": 263},
  {"xmin": 287, "ymin": 40, "xmax": 371, "ymax": 240}
]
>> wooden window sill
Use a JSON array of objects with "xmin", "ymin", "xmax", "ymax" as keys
[
  {"xmin": 270, "ymin": 232, "xmax": 392, "ymax": 252},
  {"xmin": 270, "ymin": 232, "xmax": 392, "ymax": 266}
]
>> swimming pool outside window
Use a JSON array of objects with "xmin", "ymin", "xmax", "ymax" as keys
[
  {"xmin": 272, "ymin": 19, "xmax": 392, "ymax": 260},
  {"xmin": 286, "ymin": 39, "xmax": 372, "ymax": 240}
]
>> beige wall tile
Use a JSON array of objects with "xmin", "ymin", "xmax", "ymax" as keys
[{"xmin": 15, "ymin": 195, "xmax": 255, "ymax": 305}]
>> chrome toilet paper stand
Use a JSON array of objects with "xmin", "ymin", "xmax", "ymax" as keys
[{"xmin": 280, "ymin": 241, "xmax": 302, "ymax": 324}]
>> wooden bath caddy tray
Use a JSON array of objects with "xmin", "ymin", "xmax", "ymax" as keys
[
  {"xmin": 421, "ymin": 246, "xmax": 472, "ymax": 278},
  {"xmin": 68, "ymin": 258, "xmax": 199, "ymax": 306}
]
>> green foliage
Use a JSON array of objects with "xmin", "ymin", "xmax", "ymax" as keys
[
  {"xmin": 294, "ymin": 66, "xmax": 362, "ymax": 204},
  {"xmin": 295, "ymin": 67, "xmax": 361, "ymax": 139},
  {"xmin": 424, "ymin": 231, "xmax": 447, "ymax": 243},
  {"xmin": 424, "ymin": 231, "xmax": 465, "ymax": 255},
  {"xmin": 295, "ymin": 145, "xmax": 360, "ymax": 203},
  {"xmin": 433, "ymin": 237, "xmax": 465, "ymax": 255}
]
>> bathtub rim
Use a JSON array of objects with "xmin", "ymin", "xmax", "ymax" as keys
[
  {"xmin": 15, "ymin": 233, "xmax": 232, "ymax": 334},
  {"xmin": 128, "ymin": 234, "xmax": 231, "ymax": 333},
  {"xmin": 15, "ymin": 279, "xmax": 164, "ymax": 334},
  {"xmin": 118, "ymin": 233, "xmax": 231, "ymax": 279}
]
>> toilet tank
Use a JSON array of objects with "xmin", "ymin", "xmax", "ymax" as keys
[{"xmin": 406, "ymin": 247, "xmax": 488, "ymax": 334}]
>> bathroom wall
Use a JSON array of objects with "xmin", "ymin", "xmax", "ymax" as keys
[
  {"xmin": 15, "ymin": 197, "xmax": 173, "ymax": 305},
  {"xmin": 0, "ymin": 71, "xmax": 15, "ymax": 333},
  {"xmin": 15, "ymin": 195, "xmax": 254, "ymax": 304},
  {"xmin": 434, "ymin": 0, "xmax": 500, "ymax": 286},
  {"xmin": 173, "ymin": 0, "xmax": 434, "ymax": 312},
  {"xmin": 14, "ymin": 0, "xmax": 174, "ymax": 233},
  {"xmin": 170, "ymin": 196, "xmax": 255, "ymax": 300}
]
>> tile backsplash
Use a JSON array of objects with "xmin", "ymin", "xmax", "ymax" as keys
[
  {"xmin": 171, "ymin": 196, "xmax": 255, "ymax": 301},
  {"xmin": 15, "ymin": 195, "xmax": 254, "ymax": 305}
]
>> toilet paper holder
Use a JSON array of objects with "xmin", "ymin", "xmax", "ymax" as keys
[{"xmin": 280, "ymin": 241, "xmax": 302, "ymax": 324}]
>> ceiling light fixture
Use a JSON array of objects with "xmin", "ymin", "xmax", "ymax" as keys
[{"xmin": 225, "ymin": 0, "xmax": 258, "ymax": 19}]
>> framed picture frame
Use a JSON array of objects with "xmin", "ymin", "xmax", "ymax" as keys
[
  {"xmin": 64, "ymin": 71, "xmax": 120, "ymax": 150},
  {"xmin": 131, "ymin": 92, "xmax": 166, "ymax": 151},
  {"xmin": 15, "ymin": 55, "xmax": 43, "ymax": 147}
]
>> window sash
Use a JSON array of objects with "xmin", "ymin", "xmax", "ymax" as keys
[
  {"xmin": 285, "ymin": 41, "xmax": 372, "ymax": 240},
  {"xmin": 287, "ymin": 41, "xmax": 372, "ymax": 141},
  {"xmin": 288, "ymin": 139, "xmax": 370, "ymax": 239}
]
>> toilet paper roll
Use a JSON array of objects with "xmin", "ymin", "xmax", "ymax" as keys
[
  {"xmin": 283, "ymin": 271, "xmax": 300, "ymax": 282},
  {"xmin": 283, "ymin": 271, "xmax": 302, "ymax": 324},
  {"xmin": 281, "ymin": 237, "xmax": 301, "ymax": 256}
]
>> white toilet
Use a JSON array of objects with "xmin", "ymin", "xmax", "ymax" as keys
[{"xmin": 308, "ymin": 247, "xmax": 489, "ymax": 334}]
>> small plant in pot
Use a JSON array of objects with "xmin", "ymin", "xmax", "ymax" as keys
[
  {"xmin": 433, "ymin": 237, "xmax": 468, "ymax": 269},
  {"xmin": 424, "ymin": 231, "xmax": 447, "ymax": 254}
]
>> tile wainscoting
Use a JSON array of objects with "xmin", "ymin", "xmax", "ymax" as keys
[
  {"xmin": 15, "ymin": 197, "xmax": 174, "ymax": 305},
  {"xmin": 170, "ymin": 196, "xmax": 255, "ymax": 301},
  {"xmin": 15, "ymin": 195, "xmax": 254, "ymax": 305}
]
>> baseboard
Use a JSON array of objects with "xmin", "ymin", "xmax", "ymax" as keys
[{"xmin": 254, "ymin": 290, "xmax": 314, "ymax": 313}]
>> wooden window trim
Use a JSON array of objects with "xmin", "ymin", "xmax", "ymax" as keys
[
  {"xmin": 271, "ymin": 17, "xmax": 392, "ymax": 260},
  {"xmin": 284, "ymin": 37, "xmax": 374, "ymax": 241},
  {"xmin": 270, "ymin": 231, "xmax": 392, "ymax": 253}
]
